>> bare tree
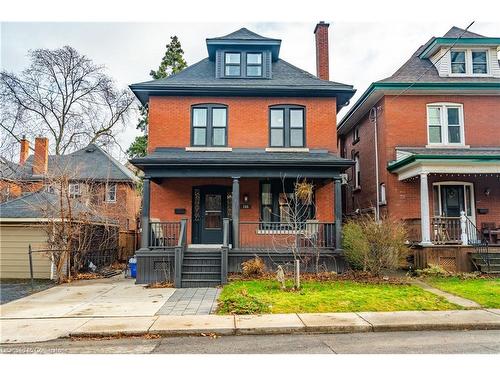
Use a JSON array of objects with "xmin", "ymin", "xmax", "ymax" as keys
[{"xmin": 0, "ymin": 46, "xmax": 134, "ymax": 157}]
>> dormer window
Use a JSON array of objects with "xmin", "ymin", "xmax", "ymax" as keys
[
  {"xmin": 472, "ymin": 51, "xmax": 487, "ymax": 74},
  {"xmin": 224, "ymin": 53, "xmax": 241, "ymax": 76},
  {"xmin": 450, "ymin": 51, "xmax": 466, "ymax": 74},
  {"xmin": 449, "ymin": 49, "xmax": 489, "ymax": 75},
  {"xmin": 246, "ymin": 53, "xmax": 262, "ymax": 77}
]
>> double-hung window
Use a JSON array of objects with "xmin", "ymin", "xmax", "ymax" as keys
[
  {"xmin": 269, "ymin": 106, "xmax": 305, "ymax": 148},
  {"xmin": 191, "ymin": 104, "xmax": 228, "ymax": 147},
  {"xmin": 472, "ymin": 51, "xmax": 488, "ymax": 74},
  {"xmin": 246, "ymin": 53, "xmax": 262, "ymax": 77},
  {"xmin": 105, "ymin": 183, "xmax": 116, "ymax": 203},
  {"xmin": 450, "ymin": 50, "xmax": 466, "ymax": 74},
  {"xmin": 224, "ymin": 53, "xmax": 241, "ymax": 77},
  {"xmin": 354, "ymin": 153, "xmax": 361, "ymax": 189},
  {"xmin": 427, "ymin": 103, "xmax": 464, "ymax": 146},
  {"xmin": 69, "ymin": 183, "xmax": 81, "ymax": 198}
]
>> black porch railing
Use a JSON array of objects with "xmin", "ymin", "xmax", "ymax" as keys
[
  {"xmin": 149, "ymin": 221, "xmax": 181, "ymax": 248},
  {"xmin": 464, "ymin": 216, "xmax": 490, "ymax": 272},
  {"xmin": 238, "ymin": 221, "xmax": 336, "ymax": 251}
]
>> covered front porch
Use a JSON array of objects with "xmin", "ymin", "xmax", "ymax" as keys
[
  {"xmin": 131, "ymin": 148, "xmax": 352, "ymax": 286},
  {"xmin": 388, "ymin": 148, "xmax": 500, "ymax": 272}
]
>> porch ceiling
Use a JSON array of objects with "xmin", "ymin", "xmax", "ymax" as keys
[{"xmin": 131, "ymin": 148, "xmax": 353, "ymax": 178}]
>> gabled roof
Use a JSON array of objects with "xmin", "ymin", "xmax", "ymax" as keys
[
  {"xmin": 338, "ymin": 26, "xmax": 500, "ymax": 134},
  {"xmin": 12, "ymin": 144, "xmax": 138, "ymax": 183},
  {"xmin": 0, "ymin": 191, "xmax": 115, "ymax": 223}
]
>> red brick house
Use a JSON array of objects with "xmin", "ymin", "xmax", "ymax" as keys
[
  {"xmin": 338, "ymin": 26, "xmax": 500, "ymax": 272},
  {"xmin": 130, "ymin": 23, "xmax": 355, "ymax": 286},
  {"xmin": 0, "ymin": 137, "xmax": 141, "ymax": 258}
]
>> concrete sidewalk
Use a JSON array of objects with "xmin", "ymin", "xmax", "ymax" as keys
[{"xmin": 2, "ymin": 309, "xmax": 500, "ymax": 344}]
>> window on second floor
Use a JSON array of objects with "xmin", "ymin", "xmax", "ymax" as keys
[
  {"xmin": 427, "ymin": 103, "xmax": 464, "ymax": 146},
  {"xmin": 191, "ymin": 104, "xmax": 228, "ymax": 147},
  {"xmin": 224, "ymin": 52, "xmax": 241, "ymax": 76},
  {"xmin": 353, "ymin": 126, "xmax": 360, "ymax": 144},
  {"xmin": 269, "ymin": 105, "xmax": 305, "ymax": 148},
  {"xmin": 69, "ymin": 183, "xmax": 81, "ymax": 198},
  {"xmin": 353, "ymin": 152, "xmax": 361, "ymax": 189},
  {"xmin": 105, "ymin": 183, "xmax": 117, "ymax": 203}
]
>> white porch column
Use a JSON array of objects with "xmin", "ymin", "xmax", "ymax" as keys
[{"xmin": 420, "ymin": 173, "xmax": 432, "ymax": 245}]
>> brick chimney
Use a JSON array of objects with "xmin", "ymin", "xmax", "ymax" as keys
[
  {"xmin": 33, "ymin": 137, "xmax": 49, "ymax": 175},
  {"xmin": 314, "ymin": 21, "xmax": 330, "ymax": 80},
  {"xmin": 19, "ymin": 136, "xmax": 30, "ymax": 165}
]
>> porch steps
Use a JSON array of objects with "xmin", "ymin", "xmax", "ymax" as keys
[
  {"xmin": 471, "ymin": 253, "xmax": 500, "ymax": 274},
  {"xmin": 181, "ymin": 250, "xmax": 222, "ymax": 287}
]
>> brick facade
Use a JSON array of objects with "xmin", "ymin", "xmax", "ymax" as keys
[{"xmin": 342, "ymin": 95, "xmax": 500, "ymax": 231}]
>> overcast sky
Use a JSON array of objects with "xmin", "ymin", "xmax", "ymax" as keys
[{"xmin": 1, "ymin": 21, "xmax": 499, "ymax": 160}]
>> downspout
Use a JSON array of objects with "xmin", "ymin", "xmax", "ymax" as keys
[{"xmin": 370, "ymin": 107, "xmax": 380, "ymax": 222}]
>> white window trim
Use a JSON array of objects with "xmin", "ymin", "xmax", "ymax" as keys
[
  {"xmin": 449, "ymin": 48, "xmax": 491, "ymax": 77},
  {"xmin": 69, "ymin": 183, "xmax": 81, "ymax": 197},
  {"xmin": 426, "ymin": 103, "xmax": 466, "ymax": 147},
  {"xmin": 379, "ymin": 183, "xmax": 387, "ymax": 205},
  {"xmin": 105, "ymin": 183, "xmax": 117, "ymax": 203}
]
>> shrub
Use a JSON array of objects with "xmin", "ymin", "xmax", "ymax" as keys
[
  {"xmin": 415, "ymin": 264, "xmax": 450, "ymax": 277},
  {"xmin": 241, "ymin": 256, "xmax": 266, "ymax": 278},
  {"xmin": 342, "ymin": 216, "xmax": 408, "ymax": 276}
]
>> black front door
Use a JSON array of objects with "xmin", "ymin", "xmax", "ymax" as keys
[
  {"xmin": 193, "ymin": 186, "xmax": 228, "ymax": 244},
  {"xmin": 440, "ymin": 185, "xmax": 464, "ymax": 217}
]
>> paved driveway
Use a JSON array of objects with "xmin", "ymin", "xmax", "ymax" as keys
[
  {"xmin": 0, "ymin": 276, "xmax": 175, "ymax": 319},
  {"xmin": 1, "ymin": 280, "xmax": 55, "ymax": 304}
]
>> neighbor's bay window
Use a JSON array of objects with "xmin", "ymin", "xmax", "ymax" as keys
[
  {"xmin": 191, "ymin": 104, "xmax": 228, "ymax": 147},
  {"xmin": 427, "ymin": 103, "xmax": 464, "ymax": 145},
  {"xmin": 269, "ymin": 105, "xmax": 305, "ymax": 148}
]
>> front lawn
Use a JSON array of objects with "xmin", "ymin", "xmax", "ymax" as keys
[
  {"xmin": 217, "ymin": 280, "xmax": 460, "ymax": 314},
  {"xmin": 426, "ymin": 277, "xmax": 500, "ymax": 308}
]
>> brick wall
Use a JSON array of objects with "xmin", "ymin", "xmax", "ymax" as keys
[
  {"xmin": 342, "ymin": 95, "xmax": 500, "ymax": 231},
  {"xmin": 148, "ymin": 96, "xmax": 338, "ymax": 152}
]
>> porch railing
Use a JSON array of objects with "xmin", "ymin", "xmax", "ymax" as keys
[
  {"xmin": 431, "ymin": 216, "xmax": 462, "ymax": 244},
  {"xmin": 174, "ymin": 219, "xmax": 188, "ymax": 287},
  {"xmin": 150, "ymin": 221, "xmax": 181, "ymax": 248},
  {"xmin": 238, "ymin": 221, "xmax": 336, "ymax": 251}
]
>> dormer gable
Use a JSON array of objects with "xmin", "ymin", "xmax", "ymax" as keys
[
  {"xmin": 206, "ymin": 28, "xmax": 281, "ymax": 79},
  {"xmin": 420, "ymin": 27, "xmax": 500, "ymax": 78}
]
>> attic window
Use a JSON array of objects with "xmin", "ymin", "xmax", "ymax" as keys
[
  {"xmin": 246, "ymin": 53, "xmax": 262, "ymax": 77},
  {"xmin": 450, "ymin": 50, "xmax": 466, "ymax": 74},
  {"xmin": 450, "ymin": 49, "xmax": 489, "ymax": 75},
  {"xmin": 225, "ymin": 53, "xmax": 241, "ymax": 76}
]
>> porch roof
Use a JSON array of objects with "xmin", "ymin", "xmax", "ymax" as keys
[
  {"xmin": 388, "ymin": 147, "xmax": 500, "ymax": 180},
  {"xmin": 130, "ymin": 148, "xmax": 353, "ymax": 178}
]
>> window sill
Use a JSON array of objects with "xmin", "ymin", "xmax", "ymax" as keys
[
  {"xmin": 185, "ymin": 147, "xmax": 232, "ymax": 152},
  {"xmin": 447, "ymin": 73, "xmax": 492, "ymax": 78},
  {"xmin": 352, "ymin": 138, "xmax": 360, "ymax": 146},
  {"xmin": 265, "ymin": 148, "xmax": 309, "ymax": 153},
  {"xmin": 353, "ymin": 187, "xmax": 361, "ymax": 193},
  {"xmin": 425, "ymin": 144, "xmax": 470, "ymax": 149},
  {"xmin": 379, "ymin": 201, "xmax": 387, "ymax": 206}
]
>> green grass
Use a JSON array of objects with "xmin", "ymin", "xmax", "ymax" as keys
[
  {"xmin": 217, "ymin": 280, "xmax": 460, "ymax": 314},
  {"xmin": 426, "ymin": 277, "xmax": 500, "ymax": 308}
]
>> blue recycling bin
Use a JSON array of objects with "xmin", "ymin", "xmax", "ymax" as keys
[{"xmin": 129, "ymin": 257, "xmax": 137, "ymax": 278}]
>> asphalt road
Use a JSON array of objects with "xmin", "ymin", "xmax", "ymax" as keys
[{"xmin": 1, "ymin": 330, "xmax": 500, "ymax": 354}]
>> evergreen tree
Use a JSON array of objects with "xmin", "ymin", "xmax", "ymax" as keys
[{"xmin": 127, "ymin": 36, "xmax": 187, "ymax": 158}]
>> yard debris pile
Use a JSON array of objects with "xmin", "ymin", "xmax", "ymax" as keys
[{"xmin": 145, "ymin": 281, "xmax": 174, "ymax": 289}]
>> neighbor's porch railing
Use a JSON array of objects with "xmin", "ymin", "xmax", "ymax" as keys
[{"xmin": 238, "ymin": 221, "xmax": 336, "ymax": 251}]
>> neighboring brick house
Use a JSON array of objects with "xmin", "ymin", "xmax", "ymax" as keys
[
  {"xmin": 0, "ymin": 137, "xmax": 141, "ymax": 235},
  {"xmin": 338, "ymin": 26, "xmax": 500, "ymax": 272},
  {"xmin": 129, "ymin": 23, "xmax": 356, "ymax": 286}
]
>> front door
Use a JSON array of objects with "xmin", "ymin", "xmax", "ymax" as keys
[
  {"xmin": 192, "ymin": 186, "xmax": 228, "ymax": 244},
  {"xmin": 435, "ymin": 183, "xmax": 475, "ymax": 223}
]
